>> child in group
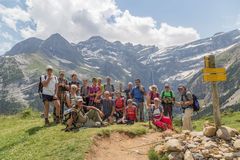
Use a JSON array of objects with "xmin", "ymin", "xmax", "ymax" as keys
[
  {"xmin": 114, "ymin": 91, "xmax": 126, "ymax": 123},
  {"xmin": 122, "ymin": 99, "xmax": 137, "ymax": 125},
  {"xmin": 150, "ymin": 98, "xmax": 173, "ymax": 130}
]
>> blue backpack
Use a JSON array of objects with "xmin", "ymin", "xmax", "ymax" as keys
[
  {"xmin": 182, "ymin": 93, "xmax": 200, "ymax": 112},
  {"xmin": 192, "ymin": 94, "xmax": 200, "ymax": 112}
]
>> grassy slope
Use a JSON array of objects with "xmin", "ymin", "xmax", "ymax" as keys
[
  {"xmin": 0, "ymin": 110, "xmax": 147, "ymax": 160},
  {"xmin": 0, "ymin": 110, "xmax": 239, "ymax": 160},
  {"xmin": 193, "ymin": 111, "xmax": 240, "ymax": 131}
]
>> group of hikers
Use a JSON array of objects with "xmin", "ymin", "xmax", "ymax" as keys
[{"xmin": 39, "ymin": 65, "xmax": 198, "ymax": 132}]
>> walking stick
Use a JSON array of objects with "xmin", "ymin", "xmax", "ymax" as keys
[
  {"xmin": 60, "ymin": 91, "xmax": 65, "ymax": 120},
  {"xmin": 148, "ymin": 107, "xmax": 152, "ymax": 129}
]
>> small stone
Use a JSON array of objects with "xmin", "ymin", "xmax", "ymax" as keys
[
  {"xmin": 233, "ymin": 151, "xmax": 240, "ymax": 158},
  {"xmin": 192, "ymin": 153, "xmax": 204, "ymax": 160},
  {"xmin": 190, "ymin": 131, "xmax": 203, "ymax": 137},
  {"xmin": 184, "ymin": 150, "xmax": 194, "ymax": 160},
  {"xmin": 234, "ymin": 139, "xmax": 240, "ymax": 150},
  {"xmin": 204, "ymin": 141, "xmax": 217, "ymax": 149},
  {"xmin": 223, "ymin": 152, "xmax": 234, "ymax": 160},
  {"xmin": 203, "ymin": 126, "xmax": 217, "ymax": 137},
  {"xmin": 154, "ymin": 145, "xmax": 165, "ymax": 154},
  {"xmin": 166, "ymin": 139, "xmax": 183, "ymax": 152},
  {"xmin": 201, "ymin": 149, "xmax": 210, "ymax": 157},
  {"xmin": 168, "ymin": 152, "xmax": 184, "ymax": 160},
  {"xmin": 187, "ymin": 143, "xmax": 197, "ymax": 149},
  {"xmin": 213, "ymin": 154, "xmax": 223, "ymax": 159}
]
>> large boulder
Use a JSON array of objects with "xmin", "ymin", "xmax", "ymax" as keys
[
  {"xmin": 184, "ymin": 150, "xmax": 194, "ymax": 160},
  {"xmin": 216, "ymin": 127, "xmax": 233, "ymax": 140},
  {"xmin": 203, "ymin": 126, "xmax": 216, "ymax": 137},
  {"xmin": 234, "ymin": 139, "xmax": 240, "ymax": 150},
  {"xmin": 165, "ymin": 139, "xmax": 183, "ymax": 152}
]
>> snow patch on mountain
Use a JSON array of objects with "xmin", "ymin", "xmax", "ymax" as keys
[{"xmin": 53, "ymin": 56, "xmax": 72, "ymax": 64}]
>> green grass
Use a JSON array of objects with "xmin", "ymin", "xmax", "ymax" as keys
[
  {"xmin": 148, "ymin": 148, "xmax": 168, "ymax": 160},
  {"xmin": 193, "ymin": 111, "xmax": 240, "ymax": 131},
  {"xmin": 0, "ymin": 110, "xmax": 148, "ymax": 160}
]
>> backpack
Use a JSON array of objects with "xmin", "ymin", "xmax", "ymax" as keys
[
  {"xmin": 38, "ymin": 75, "xmax": 47, "ymax": 98},
  {"xmin": 182, "ymin": 92, "xmax": 200, "ymax": 112},
  {"xmin": 161, "ymin": 91, "xmax": 173, "ymax": 99},
  {"xmin": 38, "ymin": 75, "xmax": 57, "ymax": 98},
  {"xmin": 115, "ymin": 98, "xmax": 124, "ymax": 109}
]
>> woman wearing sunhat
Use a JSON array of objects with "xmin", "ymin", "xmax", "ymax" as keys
[{"xmin": 147, "ymin": 85, "xmax": 160, "ymax": 107}]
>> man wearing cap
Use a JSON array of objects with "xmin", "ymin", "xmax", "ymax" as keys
[
  {"xmin": 161, "ymin": 84, "xmax": 175, "ymax": 119},
  {"xmin": 65, "ymin": 96, "xmax": 105, "ymax": 131},
  {"xmin": 176, "ymin": 84, "xmax": 194, "ymax": 131},
  {"xmin": 41, "ymin": 65, "xmax": 60, "ymax": 126},
  {"xmin": 69, "ymin": 72, "xmax": 80, "ymax": 95}
]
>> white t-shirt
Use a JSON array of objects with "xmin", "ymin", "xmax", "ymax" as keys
[{"xmin": 42, "ymin": 75, "xmax": 58, "ymax": 96}]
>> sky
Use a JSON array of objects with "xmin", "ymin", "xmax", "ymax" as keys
[{"xmin": 0, "ymin": 0, "xmax": 240, "ymax": 55}]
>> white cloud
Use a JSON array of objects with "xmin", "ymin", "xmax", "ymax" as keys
[
  {"xmin": 0, "ymin": 4, "xmax": 30, "ymax": 31},
  {"xmin": 1, "ymin": 32, "xmax": 14, "ymax": 41},
  {"xmin": 0, "ymin": 42, "xmax": 12, "ymax": 54},
  {"xmin": 1, "ymin": 0, "xmax": 200, "ymax": 47}
]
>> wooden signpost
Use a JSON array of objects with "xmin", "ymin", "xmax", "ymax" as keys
[{"xmin": 203, "ymin": 55, "xmax": 227, "ymax": 128}]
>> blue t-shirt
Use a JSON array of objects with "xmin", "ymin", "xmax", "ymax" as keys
[
  {"xmin": 131, "ymin": 86, "xmax": 145, "ymax": 103},
  {"xmin": 100, "ymin": 99, "xmax": 115, "ymax": 116}
]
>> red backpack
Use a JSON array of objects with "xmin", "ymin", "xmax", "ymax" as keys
[
  {"xmin": 126, "ymin": 106, "xmax": 137, "ymax": 121},
  {"xmin": 115, "ymin": 98, "xmax": 124, "ymax": 110}
]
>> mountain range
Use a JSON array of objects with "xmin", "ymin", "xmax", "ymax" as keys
[{"xmin": 1, "ymin": 29, "xmax": 240, "ymax": 114}]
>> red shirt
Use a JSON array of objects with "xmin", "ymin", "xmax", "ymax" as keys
[
  {"xmin": 115, "ymin": 97, "xmax": 124, "ymax": 111},
  {"xmin": 126, "ymin": 106, "xmax": 137, "ymax": 121}
]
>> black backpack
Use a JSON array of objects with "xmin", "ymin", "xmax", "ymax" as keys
[{"xmin": 38, "ymin": 75, "xmax": 47, "ymax": 98}]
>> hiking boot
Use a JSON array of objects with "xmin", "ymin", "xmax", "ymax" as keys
[
  {"xmin": 45, "ymin": 118, "xmax": 50, "ymax": 127},
  {"xmin": 55, "ymin": 116, "xmax": 60, "ymax": 124},
  {"xmin": 101, "ymin": 121, "xmax": 109, "ymax": 126}
]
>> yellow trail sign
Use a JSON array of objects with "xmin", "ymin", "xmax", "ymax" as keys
[
  {"xmin": 203, "ymin": 68, "xmax": 226, "ymax": 74},
  {"xmin": 203, "ymin": 74, "xmax": 227, "ymax": 82},
  {"xmin": 202, "ymin": 68, "xmax": 227, "ymax": 82}
]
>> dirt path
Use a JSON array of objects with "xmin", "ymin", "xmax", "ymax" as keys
[{"xmin": 86, "ymin": 131, "xmax": 174, "ymax": 160}]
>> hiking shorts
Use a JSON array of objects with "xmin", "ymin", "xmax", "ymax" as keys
[{"xmin": 42, "ymin": 94, "xmax": 57, "ymax": 102}]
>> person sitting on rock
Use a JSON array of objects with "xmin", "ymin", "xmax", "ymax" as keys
[
  {"xmin": 122, "ymin": 99, "xmax": 138, "ymax": 125},
  {"xmin": 150, "ymin": 98, "xmax": 173, "ymax": 130},
  {"xmin": 114, "ymin": 91, "xmax": 126, "ymax": 124},
  {"xmin": 66, "ymin": 84, "xmax": 79, "ymax": 108},
  {"xmin": 95, "ymin": 91, "xmax": 115, "ymax": 124},
  {"xmin": 64, "ymin": 97, "xmax": 105, "ymax": 131}
]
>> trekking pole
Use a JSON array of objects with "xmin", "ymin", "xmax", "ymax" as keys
[
  {"xmin": 148, "ymin": 107, "xmax": 152, "ymax": 129},
  {"xmin": 60, "ymin": 91, "xmax": 65, "ymax": 120}
]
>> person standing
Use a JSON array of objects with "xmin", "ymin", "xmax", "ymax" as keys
[
  {"xmin": 56, "ymin": 70, "xmax": 68, "ymax": 120},
  {"xmin": 69, "ymin": 72, "xmax": 80, "ymax": 95},
  {"xmin": 41, "ymin": 65, "xmax": 60, "ymax": 126},
  {"xmin": 80, "ymin": 79, "xmax": 90, "ymax": 105},
  {"xmin": 161, "ymin": 84, "xmax": 175, "ymax": 119},
  {"xmin": 131, "ymin": 79, "xmax": 146, "ymax": 121},
  {"xmin": 147, "ymin": 85, "xmax": 160, "ymax": 105},
  {"xmin": 124, "ymin": 82, "xmax": 133, "ymax": 101},
  {"xmin": 97, "ymin": 77, "xmax": 104, "ymax": 94},
  {"xmin": 89, "ymin": 78, "xmax": 100, "ymax": 106},
  {"xmin": 176, "ymin": 84, "xmax": 194, "ymax": 131},
  {"xmin": 104, "ymin": 76, "xmax": 115, "ymax": 97}
]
